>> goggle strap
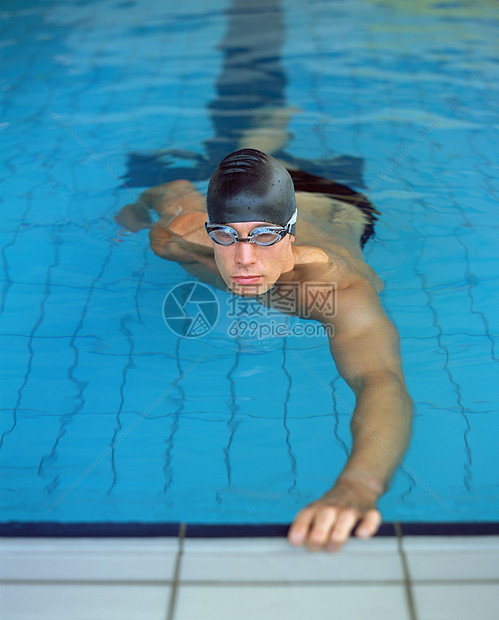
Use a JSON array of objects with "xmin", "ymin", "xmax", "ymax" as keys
[{"xmin": 285, "ymin": 208, "xmax": 298, "ymax": 231}]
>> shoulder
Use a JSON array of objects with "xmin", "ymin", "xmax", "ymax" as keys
[
  {"xmin": 292, "ymin": 244, "xmax": 330, "ymax": 265},
  {"xmin": 288, "ymin": 253, "xmax": 386, "ymax": 328},
  {"xmin": 291, "ymin": 244, "xmax": 382, "ymax": 291}
]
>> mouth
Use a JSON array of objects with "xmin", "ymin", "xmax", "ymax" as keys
[{"xmin": 231, "ymin": 275, "xmax": 262, "ymax": 285}]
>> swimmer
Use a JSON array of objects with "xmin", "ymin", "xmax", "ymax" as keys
[{"xmin": 116, "ymin": 148, "xmax": 413, "ymax": 553}]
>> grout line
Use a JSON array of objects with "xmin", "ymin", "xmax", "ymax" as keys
[
  {"xmin": 1, "ymin": 577, "xmax": 497, "ymax": 587},
  {"xmin": 395, "ymin": 523, "xmax": 418, "ymax": 620},
  {"xmin": 0, "ymin": 579, "xmax": 176, "ymax": 586},
  {"xmin": 170, "ymin": 578, "xmax": 499, "ymax": 587},
  {"xmin": 166, "ymin": 523, "xmax": 186, "ymax": 620},
  {"xmin": 168, "ymin": 579, "xmax": 406, "ymax": 587}
]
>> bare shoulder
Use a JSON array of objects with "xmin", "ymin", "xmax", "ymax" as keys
[
  {"xmin": 291, "ymin": 244, "xmax": 383, "ymax": 293},
  {"xmin": 292, "ymin": 244, "xmax": 330, "ymax": 265}
]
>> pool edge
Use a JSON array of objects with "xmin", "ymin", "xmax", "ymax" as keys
[{"xmin": 1, "ymin": 521, "xmax": 498, "ymax": 537}]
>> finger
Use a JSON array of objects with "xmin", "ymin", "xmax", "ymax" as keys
[
  {"xmin": 288, "ymin": 507, "xmax": 315, "ymax": 546},
  {"xmin": 326, "ymin": 509, "xmax": 359, "ymax": 551},
  {"xmin": 355, "ymin": 509, "xmax": 382, "ymax": 539},
  {"xmin": 306, "ymin": 506, "xmax": 338, "ymax": 551}
]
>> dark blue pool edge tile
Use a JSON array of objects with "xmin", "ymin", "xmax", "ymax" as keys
[{"xmin": 1, "ymin": 521, "xmax": 498, "ymax": 537}]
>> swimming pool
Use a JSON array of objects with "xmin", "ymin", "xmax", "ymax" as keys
[{"xmin": 1, "ymin": 0, "xmax": 498, "ymax": 531}]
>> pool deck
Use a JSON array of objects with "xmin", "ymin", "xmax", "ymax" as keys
[{"xmin": 1, "ymin": 533, "xmax": 498, "ymax": 619}]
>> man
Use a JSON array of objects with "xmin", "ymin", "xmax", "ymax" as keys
[{"xmin": 116, "ymin": 148, "xmax": 412, "ymax": 552}]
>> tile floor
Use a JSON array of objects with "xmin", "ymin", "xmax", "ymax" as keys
[{"xmin": 1, "ymin": 534, "xmax": 498, "ymax": 620}]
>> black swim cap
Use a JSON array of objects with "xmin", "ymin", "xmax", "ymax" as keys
[{"xmin": 207, "ymin": 149, "xmax": 297, "ymax": 234}]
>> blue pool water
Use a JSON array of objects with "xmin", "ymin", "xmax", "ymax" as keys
[{"xmin": 1, "ymin": 0, "xmax": 498, "ymax": 527}]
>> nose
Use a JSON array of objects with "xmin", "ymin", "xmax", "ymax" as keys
[{"xmin": 234, "ymin": 240, "xmax": 258, "ymax": 266}]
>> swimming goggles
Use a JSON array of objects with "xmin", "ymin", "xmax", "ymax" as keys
[
  {"xmin": 204, "ymin": 224, "xmax": 289, "ymax": 246},
  {"xmin": 205, "ymin": 209, "xmax": 297, "ymax": 247}
]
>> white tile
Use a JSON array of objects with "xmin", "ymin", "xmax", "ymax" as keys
[
  {"xmin": 180, "ymin": 537, "xmax": 403, "ymax": 582},
  {"xmin": 0, "ymin": 538, "xmax": 179, "ymax": 581},
  {"xmin": 413, "ymin": 584, "xmax": 499, "ymax": 620},
  {"xmin": 0, "ymin": 583, "xmax": 170, "ymax": 620},
  {"xmin": 175, "ymin": 584, "xmax": 410, "ymax": 620},
  {"xmin": 402, "ymin": 536, "xmax": 499, "ymax": 581}
]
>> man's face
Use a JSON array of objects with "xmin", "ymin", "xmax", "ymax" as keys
[{"xmin": 211, "ymin": 221, "xmax": 295, "ymax": 296}]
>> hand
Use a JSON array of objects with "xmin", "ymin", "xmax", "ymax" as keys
[{"xmin": 287, "ymin": 477, "xmax": 382, "ymax": 552}]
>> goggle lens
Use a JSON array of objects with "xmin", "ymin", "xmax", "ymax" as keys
[{"xmin": 209, "ymin": 229, "xmax": 237, "ymax": 245}]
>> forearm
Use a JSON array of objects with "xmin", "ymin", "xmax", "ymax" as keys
[
  {"xmin": 149, "ymin": 211, "xmax": 214, "ymax": 263},
  {"xmin": 336, "ymin": 371, "xmax": 413, "ymax": 496},
  {"xmin": 133, "ymin": 186, "xmax": 172, "ymax": 219},
  {"xmin": 115, "ymin": 187, "xmax": 174, "ymax": 232},
  {"xmin": 124, "ymin": 182, "xmax": 203, "ymax": 228},
  {"xmin": 151, "ymin": 236, "xmax": 215, "ymax": 262}
]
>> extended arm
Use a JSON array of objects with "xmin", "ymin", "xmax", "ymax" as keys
[
  {"xmin": 115, "ymin": 181, "xmax": 217, "ymax": 269},
  {"xmin": 288, "ymin": 279, "xmax": 412, "ymax": 551}
]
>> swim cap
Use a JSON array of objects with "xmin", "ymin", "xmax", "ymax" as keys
[{"xmin": 207, "ymin": 149, "xmax": 297, "ymax": 234}]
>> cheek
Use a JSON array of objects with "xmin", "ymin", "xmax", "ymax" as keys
[
  {"xmin": 268, "ymin": 245, "xmax": 289, "ymax": 270},
  {"xmin": 213, "ymin": 248, "xmax": 233, "ymax": 275}
]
